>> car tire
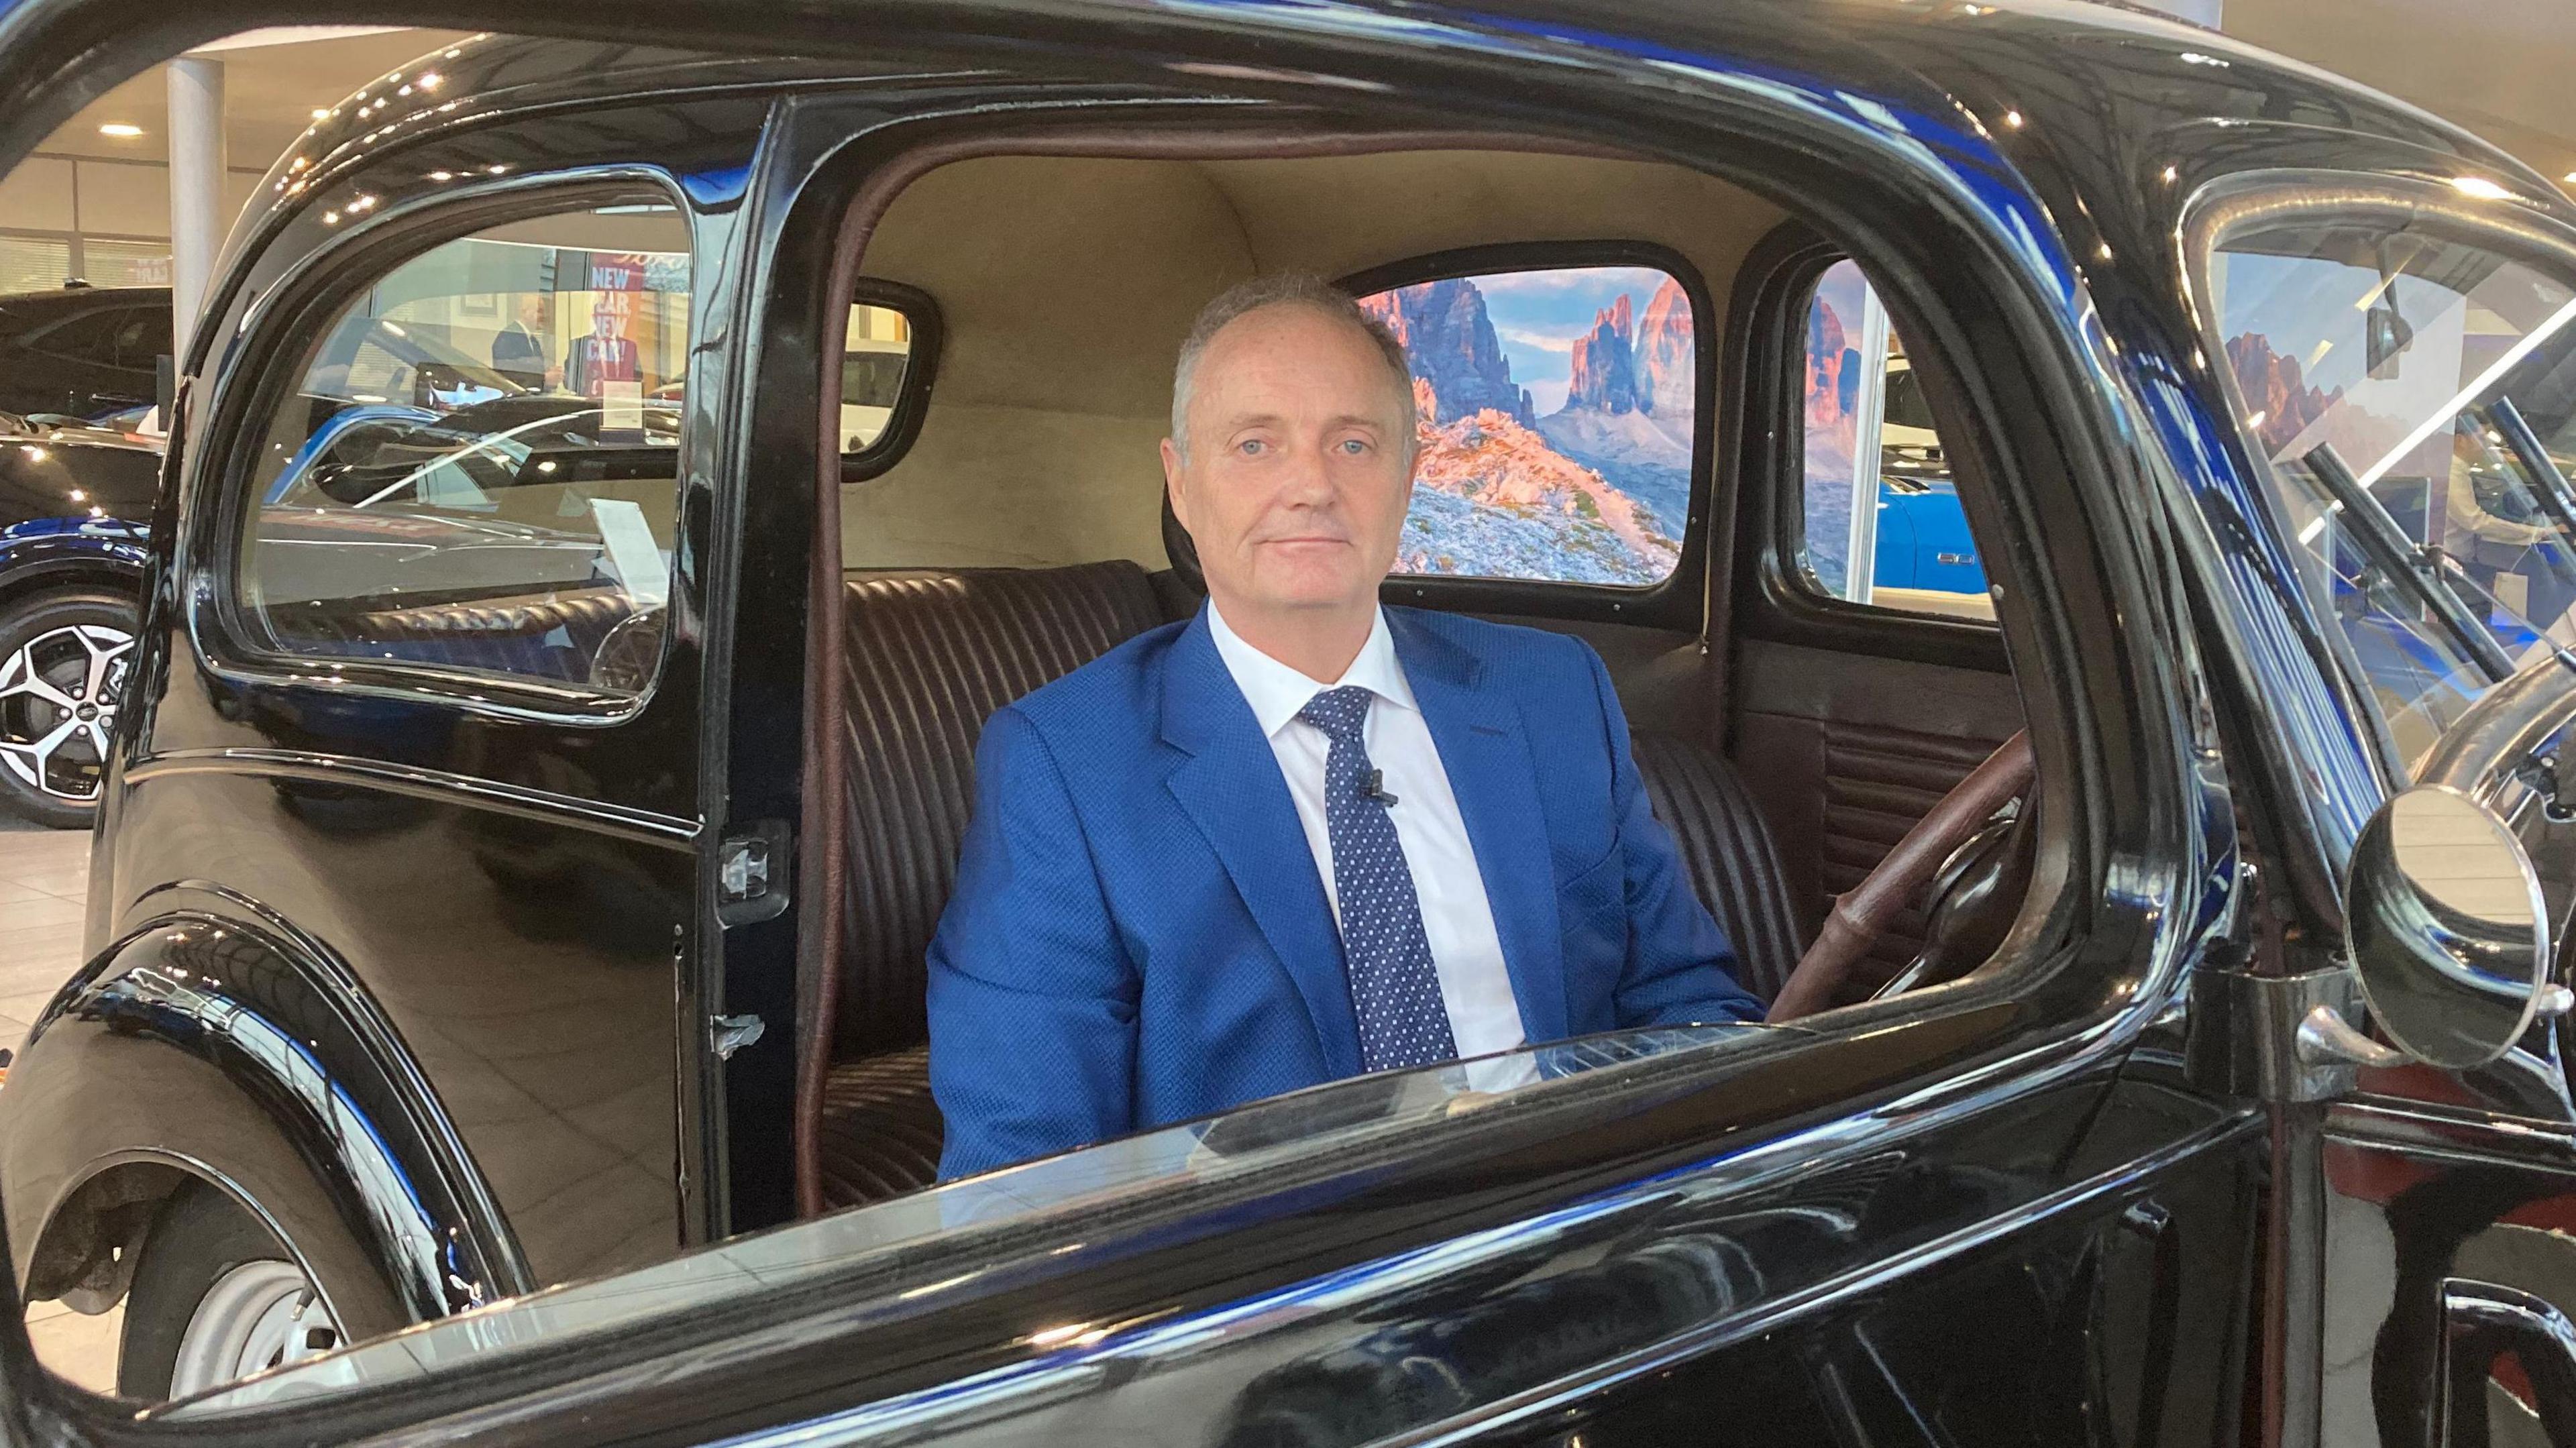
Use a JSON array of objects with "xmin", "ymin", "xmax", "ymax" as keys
[
  {"xmin": 117, "ymin": 1181, "xmax": 345, "ymax": 1402},
  {"xmin": 0, "ymin": 589, "xmax": 136, "ymax": 830}
]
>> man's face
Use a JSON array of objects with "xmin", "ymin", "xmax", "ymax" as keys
[{"xmin": 1162, "ymin": 306, "xmax": 1414, "ymax": 620}]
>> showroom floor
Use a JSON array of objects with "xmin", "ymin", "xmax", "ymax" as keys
[{"xmin": 0, "ymin": 820, "xmax": 121, "ymax": 1394}]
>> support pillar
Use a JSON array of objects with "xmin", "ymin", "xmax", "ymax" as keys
[{"xmin": 166, "ymin": 55, "xmax": 227, "ymax": 361}]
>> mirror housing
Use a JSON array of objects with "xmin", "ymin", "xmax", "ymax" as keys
[{"xmin": 2346, "ymin": 785, "xmax": 2561, "ymax": 1069}]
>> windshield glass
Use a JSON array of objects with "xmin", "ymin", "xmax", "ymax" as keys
[
  {"xmin": 165, "ymin": 1023, "xmax": 1782, "ymax": 1416},
  {"xmin": 2207, "ymin": 212, "xmax": 2576, "ymax": 775}
]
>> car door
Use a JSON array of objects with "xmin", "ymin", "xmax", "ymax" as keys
[{"xmin": 2178, "ymin": 171, "xmax": 2576, "ymax": 1447}]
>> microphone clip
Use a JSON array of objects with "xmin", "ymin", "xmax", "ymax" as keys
[{"xmin": 1361, "ymin": 769, "xmax": 1399, "ymax": 808}]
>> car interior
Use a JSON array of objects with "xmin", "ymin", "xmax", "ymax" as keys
[{"xmin": 784, "ymin": 133, "xmax": 2035, "ymax": 1215}]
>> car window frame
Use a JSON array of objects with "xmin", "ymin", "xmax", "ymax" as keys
[
  {"xmin": 1733, "ymin": 223, "xmax": 2011, "ymax": 674},
  {"xmin": 1335, "ymin": 238, "xmax": 1717, "ymax": 632},
  {"xmin": 195, "ymin": 171, "xmax": 702, "ymax": 724}
]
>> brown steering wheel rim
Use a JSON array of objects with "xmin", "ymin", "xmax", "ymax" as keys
[{"xmin": 1765, "ymin": 730, "xmax": 2034, "ymax": 1022}]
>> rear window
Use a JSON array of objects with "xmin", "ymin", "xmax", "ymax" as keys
[{"xmin": 1354, "ymin": 262, "xmax": 1697, "ymax": 588}]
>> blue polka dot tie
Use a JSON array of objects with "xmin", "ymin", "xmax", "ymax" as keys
[{"xmin": 1297, "ymin": 685, "xmax": 1458, "ymax": 1072}]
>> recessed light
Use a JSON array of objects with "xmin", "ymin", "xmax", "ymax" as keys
[
  {"xmin": 2564, "ymin": 171, "xmax": 2576, "ymax": 184},
  {"xmin": 97, "ymin": 123, "xmax": 142, "ymax": 138},
  {"xmin": 312, "ymin": 108, "xmax": 333, "ymax": 121}
]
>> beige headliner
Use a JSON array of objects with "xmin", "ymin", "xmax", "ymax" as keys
[{"xmin": 843, "ymin": 147, "xmax": 1786, "ymax": 570}]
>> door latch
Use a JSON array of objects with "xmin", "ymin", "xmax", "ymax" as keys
[
  {"xmin": 711, "ymin": 1013, "xmax": 766, "ymax": 1060},
  {"xmin": 716, "ymin": 820, "xmax": 792, "ymax": 926}
]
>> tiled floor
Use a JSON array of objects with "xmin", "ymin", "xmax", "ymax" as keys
[{"xmin": 0, "ymin": 820, "xmax": 123, "ymax": 1394}]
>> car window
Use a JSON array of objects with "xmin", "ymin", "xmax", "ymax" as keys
[
  {"xmin": 840, "ymin": 300, "xmax": 918, "ymax": 455},
  {"xmin": 2201, "ymin": 213, "xmax": 2576, "ymax": 775},
  {"xmin": 1354, "ymin": 263, "xmax": 1695, "ymax": 588},
  {"xmin": 26, "ymin": 307, "xmax": 127, "ymax": 368},
  {"xmin": 1793, "ymin": 260, "xmax": 1994, "ymax": 622},
  {"xmin": 232, "ymin": 199, "xmax": 692, "ymax": 700}
]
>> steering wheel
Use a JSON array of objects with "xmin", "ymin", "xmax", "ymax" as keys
[{"xmin": 1766, "ymin": 731, "xmax": 2034, "ymax": 1022}]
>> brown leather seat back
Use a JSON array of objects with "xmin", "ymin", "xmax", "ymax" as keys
[
  {"xmin": 1631, "ymin": 734, "xmax": 1804, "ymax": 1003},
  {"xmin": 833, "ymin": 563, "xmax": 1167, "ymax": 1060}
]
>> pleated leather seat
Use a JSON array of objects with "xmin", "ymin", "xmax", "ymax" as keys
[
  {"xmin": 811, "ymin": 565, "xmax": 1806, "ymax": 1211},
  {"xmin": 276, "ymin": 588, "xmax": 638, "ymax": 683}
]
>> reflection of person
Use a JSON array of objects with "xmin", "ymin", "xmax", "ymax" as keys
[
  {"xmin": 927, "ymin": 274, "xmax": 1761, "ymax": 1180},
  {"xmin": 490, "ymin": 296, "xmax": 549, "ymax": 390},
  {"xmin": 2443, "ymin": 419, "xmax": 2576, "ymax": 634},
  {"xmin": 564, "ymin": 300, "xmax": 639, "ymax": 398}
]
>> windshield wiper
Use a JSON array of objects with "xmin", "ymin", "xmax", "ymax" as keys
[{"xmin": 2303, "ymin": 441, "xmax": 2516, "ymax": 683}]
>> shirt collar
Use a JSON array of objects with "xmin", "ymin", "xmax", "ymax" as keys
[{"xmin": 1205, "ymin": 600, "xmax": 1417, "ymax": 740}]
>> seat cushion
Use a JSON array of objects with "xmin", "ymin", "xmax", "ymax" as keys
[
  {"xmin": 833, "ymin": 562, "xmax": 1167, "ymax": 1060},
  {"xmin": 812, "ymin": 1046, "xmax": 943, "ymax": 1208},
  {"xmin": 278, "ymin": 588, "xmax": 639, "ymax": 683},
  {"xmin": 1631, "ymin": 734, "xmax": 1804, "ymax": 1003}
]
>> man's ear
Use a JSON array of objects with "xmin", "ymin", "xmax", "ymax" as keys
[{"xmin": 1160, "ymin": 437, "xmax": 1191, "ymax": 533}]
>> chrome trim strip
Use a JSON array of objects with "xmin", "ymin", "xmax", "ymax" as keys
[{"xmin": 122, "ymin": 747, "xmax": 699, "ymax": 847}]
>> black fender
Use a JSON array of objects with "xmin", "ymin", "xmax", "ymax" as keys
[{"xmin": 0, "ymin": 907, "xmax": 536, "ymax": 1339}]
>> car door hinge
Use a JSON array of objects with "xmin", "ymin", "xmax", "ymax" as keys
[
  {"xmin": 2184, "ymin": 955, "xmax": 2401, "ymax": 1103},
  {"xmin": 711, "ymin": 1013, "xmax": 766, "ymax": 1061},
  {"xmin": 716, "ymin": 819, "xmax": 792, "ymax": 927}
]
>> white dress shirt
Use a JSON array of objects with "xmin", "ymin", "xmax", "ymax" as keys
[{"xmin": 1205, "ymin": 602, "xmax": 1527, "ymax": 1062}]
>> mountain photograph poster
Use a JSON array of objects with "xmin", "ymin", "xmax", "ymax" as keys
[{"xmin": 1360, "ymin": 265, "xmax": 1695, "ymax": 586}]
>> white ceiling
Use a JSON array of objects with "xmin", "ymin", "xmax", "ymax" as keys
[{"xmin": 37, "ymin": 27, "xmax": 474, "ymax": 172}]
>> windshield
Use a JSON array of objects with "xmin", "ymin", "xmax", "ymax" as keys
[{"xmin": 2207, "ymin": 213, "xmax": 2576, "ymax": 776}]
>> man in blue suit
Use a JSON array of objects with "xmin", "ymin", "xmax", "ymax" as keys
[{"xmin": 927, "ymin": 274, "xmax": 1762, "ymax": 1180}]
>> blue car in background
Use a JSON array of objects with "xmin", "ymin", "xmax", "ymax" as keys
[{"xmin": 1869, "ymin": 355, "xmax": 1988, "ymax": 601}]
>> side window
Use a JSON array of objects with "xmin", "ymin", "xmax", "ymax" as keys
[
  {"xmin": 1354, "ymin": 262, "xmax": 1696, "ymax": 588},
  {"xmin": 2201, "ymin": 214, "xmax": 2576, "ymax": 771},
  {"xmin": 233, "ymin": 199, "xmax": 692, "ymax": 699},
  {"xmin": 1793, "ymin": 260, "xmax": 1994, "ymax": 622},
  {"xmin": 840, "ymin": 299, "xmax": 919, "ymax": 455},
  {"xmin": 26, "ymin": 307, "xmax": 125, "ymax": 368}
]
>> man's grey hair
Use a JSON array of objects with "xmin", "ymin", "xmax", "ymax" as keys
[{"xmin": 1169, "ymin": 273, "xmax": 1417, "ymax": 462}]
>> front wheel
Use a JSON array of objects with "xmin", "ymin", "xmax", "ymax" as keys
[
  {"xmin": 118, "ymin": 1182, "xmax": 345, "ymax": 1402},
  {"xmin": 0, "ymin": 589, "xmax": 135, "ymax": 829}
]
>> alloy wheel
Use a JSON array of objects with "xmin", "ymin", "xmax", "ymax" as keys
[{"xmin": 0, "ymin": 622, "xmax": 132, "ymax": 803}]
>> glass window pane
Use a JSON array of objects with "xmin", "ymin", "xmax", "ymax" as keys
[
  {"xmin": 1360, "ymin": 264, "xmax": 1692, "ymax": 587},
  {"xmin": 840, "ymin": 301, "xmax": 914, "ymax": 453},
  {"xmin": 2204, "ymin": 217, "xmax": 2576, "ymax": 773},
  {"xmin": 79, "ymin": 240, "xmax": 171, "ymax": 288},
  {"xmin": 0, "ymin": 237, "xmax": 72, "ymax": 294},
  {"xmin": 235, "ymin": 200, "xmax": 692, "ymax": 698},
  {"xmin": 1795, "ymin": 260, "xmax": 1994, "ymax": 622}
]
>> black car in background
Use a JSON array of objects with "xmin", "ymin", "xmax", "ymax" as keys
[
  {"xmin": 0, "ymin": 410, "xmax": 153, "ymax": 826},
  {"xmin": 0, "ymin": 5, "xmax": 2571, "ymax": 1448},
  {"xmin": 0, "ymin": 286, "xmax": 170, "ymax": 423}
]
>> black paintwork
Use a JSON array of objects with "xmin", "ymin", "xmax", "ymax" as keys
[{"xmin": 0, "ymin": 2, "xmax": 2558, "ymax": 1446}]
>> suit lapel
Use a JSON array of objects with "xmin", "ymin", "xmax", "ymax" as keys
[
  {"xmin": 1160, "ymin": 610, "xmax": 1362, "ymax": 1078},
  {"xmin": 1390, "ymin": 612, "xmax": 1569, "ymax": 1045}
]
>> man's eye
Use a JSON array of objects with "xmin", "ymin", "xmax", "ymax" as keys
[
  {"xmin": 1237, "ymin": 439, "xmax": 1267, "ymax": 457},
  {"xmin": 1338, "ymin": 439, "xmax": 1369, "ymax": 455}
]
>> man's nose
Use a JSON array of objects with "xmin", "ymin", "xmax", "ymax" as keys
[{"xmin": 1276, "ymin": 441, "xmax": 1340, "ymax": 504}]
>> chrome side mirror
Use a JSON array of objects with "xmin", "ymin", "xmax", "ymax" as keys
[{"xmin": 2346, "ymin": 784, "xmax": 2563, "ymax": 1069}]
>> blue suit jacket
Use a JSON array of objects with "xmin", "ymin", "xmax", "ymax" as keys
[{"xmin": 926, "ymin": 604, "xmax": 1762, "ymax": 1179}]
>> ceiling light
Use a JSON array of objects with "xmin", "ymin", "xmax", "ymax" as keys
[
  {"xmin": 312, "ymin": 108, "xmax": 333, "ymax": 121},
  {"xmin": 2003, "ymin": 110, "xmax": 2023, "ymax": 129},
  {"xmin": 2564, "ymin": 172, "xmax": 2576, "ymax": 184},
  {"xmin": 97, "ymin": 123, "xmax": 142, "ymax": 138}
]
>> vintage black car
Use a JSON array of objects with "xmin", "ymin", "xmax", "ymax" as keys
[{"xmin": 0, "ymin": 3, "xmax": 2572, "ymax": 1445}]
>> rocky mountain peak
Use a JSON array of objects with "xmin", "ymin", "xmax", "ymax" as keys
[{"xmin": 1362, "ymin": 278, "xmax": 1532, "ymax": 426}]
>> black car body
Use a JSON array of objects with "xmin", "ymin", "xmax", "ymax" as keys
[{"xmin": 0, "ymin": 3, "xmax": 2568, "ymax": 1447}]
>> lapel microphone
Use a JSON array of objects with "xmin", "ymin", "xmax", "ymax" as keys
[{"xmin": 1361, "ymin": 769, "xmax": 1399, "ymax": 808}]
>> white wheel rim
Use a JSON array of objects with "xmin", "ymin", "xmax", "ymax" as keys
[
  {"xmin": 168, "ymin": 1260, "xmax": 343, "ymax": 1398},
  {"xmin": 0, "ymin": 622, "xmax": 131, "ymax": 804}
]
